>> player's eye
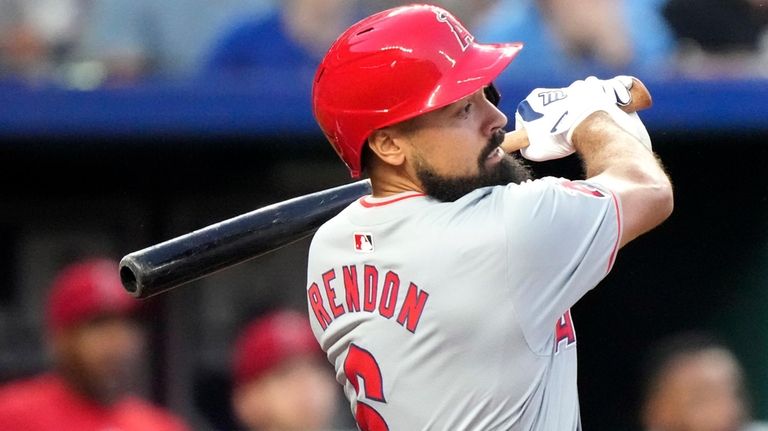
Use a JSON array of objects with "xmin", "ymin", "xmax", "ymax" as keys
[
  {"xmin": 457, "ymin": 102, "xmax": 472, "ymax": 118},
  {"xmin": 484, "ymin": 83, "xmax": 500, "ymax": 106},
  {"xmin": 453, "ymin": 98, "xmax": 473, "ymax": 119}
]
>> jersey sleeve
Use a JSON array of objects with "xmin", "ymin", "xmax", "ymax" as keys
[{"xmin": 501, "ymin": 177, "xmax": 622, "ymax": 351}]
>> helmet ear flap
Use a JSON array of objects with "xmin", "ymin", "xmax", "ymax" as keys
[{"xmin": 484, "ymin": 83, "xmax": 501, "ymax": 106}]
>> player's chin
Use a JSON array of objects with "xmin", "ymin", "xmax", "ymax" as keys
[
  {"xmin": 483, "ymin": 153, "xmax": 533, "ymax": 186},
  {"xmin": 418, "ymin": 155, "xmax": 533, "ymax": 202},
  {"xmin": 483, "ymin": 146, "xmax": 505, "ymax": 171}
]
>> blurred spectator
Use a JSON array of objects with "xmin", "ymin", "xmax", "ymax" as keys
[
  {"xmin": 201, "ymin": 0, "xmax": 363, "ymax": 86},
  {"xmin": 0, "ymin": 257, "xmax": 190, "ymax": 431},
  {"xmin": 472, "ymin": 0, "xmax": 676, "ymax": 83},
  {"xmin": 230, "ymin": 308, "xmax": 345, "ymax": 431},
  {"xmin": 74, "ymin": 0, "xmax": 275, "ymax": 85},
  {"xmin": 640, "ymin": 330, "xmax": 768, "ymax": 431},
  {"xmin": 662, "ymin": 0, "xmax": 768, "ymax": 79},
  {"xmin": 0, "ymin": 0, "xmax": 87, "ymax": 84}
]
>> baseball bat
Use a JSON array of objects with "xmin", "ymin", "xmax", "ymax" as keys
[
  {"xmin": 120, "ymin": 179, "xmax": 372, "ymax": 299},
  {"xmin": 120, "ymin": 78, "xmax": 652, "ymax": 299}
]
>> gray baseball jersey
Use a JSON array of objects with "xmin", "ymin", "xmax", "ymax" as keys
[{"xmin": 306, "ymin": 176, "xmax": 621, "ymax": 430}]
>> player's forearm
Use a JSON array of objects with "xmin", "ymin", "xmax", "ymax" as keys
[
  {"xmin": 573, "ymin": 112, "xmax": 658, "ymax": 178},
  {"xmin": 573, "ymin": 111, "xmax": 674, "ymax": 246}
]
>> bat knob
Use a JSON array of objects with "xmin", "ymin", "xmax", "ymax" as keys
[
  {"xmin": 628, "ymin": 77, "xmax": 652, "ymax": 111},
  {"xmin": 119, "ymin": 255, "xmax": 143, "ymax": 297}
]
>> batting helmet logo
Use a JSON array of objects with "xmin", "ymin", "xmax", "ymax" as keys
[{"xmin": 434, "ymin": 9, "xmax": 473, "ymax": 51}]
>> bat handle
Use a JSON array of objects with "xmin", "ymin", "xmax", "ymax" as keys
[{"xmin": 501, "ymin": 77, "xmax": 653, "ymax": 153}]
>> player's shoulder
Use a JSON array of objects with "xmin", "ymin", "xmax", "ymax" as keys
[
  {"xmin": 313, "ymin": 203, "xmax": 353, "ymax": 239},
  {"xmin": 118, "ymin": 396, "xmax": 191, "ymax": 431},
  {"xmin": 478, "ymin": 178, "xmax": 617, "ymax": 227},
  {"xmin": 490, "ymin": 176, "xmax": 614, "ymax": 201},
  {"xmin": 0, "ymin": 373, "xmax": 58, "ymax": 414},
  {"xmin": 0, "ymin": 373, "xmax": 58, "ymax": 398}
]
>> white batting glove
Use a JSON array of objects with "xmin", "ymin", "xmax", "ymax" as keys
[
  {"xmin": 515, "ymin": 76, "xmax": 651, "ymax": 162},
  {"xmin": 514, "ymin": 77, "xmax": 612, "ymax": 161},
  {"xmin": 586, "ymin": 76, "xmax": 652, "ymax": 152}
]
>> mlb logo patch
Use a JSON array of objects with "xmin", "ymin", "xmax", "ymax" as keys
[{"xmin": 354, "ymin": 233, "xmax": 374, "ymax": 253}]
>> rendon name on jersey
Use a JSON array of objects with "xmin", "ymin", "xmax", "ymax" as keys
[{"xmin": 306, "ymin": 177, "xmax": 621, "ymax": 431}]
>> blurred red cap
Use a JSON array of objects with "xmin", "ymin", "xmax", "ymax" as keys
[
  {"xmin": 232, "ymin": 309, "xmax": 322, "ymax": 388},
  {"xmin": 46, "ymin": 257, "xmax": 140, "ymax": 333}
]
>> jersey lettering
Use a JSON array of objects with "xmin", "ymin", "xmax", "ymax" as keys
[
  {"xmin": 343, "ymin": 265, "xmax": 361, "ymax": 312},
  {"xmin": 308, "ymin": 265, "xmax": 429, "ymax": 333},
  {"xmin": 554, "ymin": 309, "xmax": 577, "ymax": 353},
  {"xmin": 308, "ymin": 282, "xmax": 332, "ymax": 330},
  {"xmin": 379, "ymin": 272, "xmax": 400, "ymax": 318},
  {"xmin": 363, "ymin": 265, "xmax": 379, "ymax": 312},
  {"xmin": 322, "ymin": 269, "xmax": 345, "ymax": 318},
  {"xmin": 396, "ymin": 283, "xmax": 429, "ymax": 333}
]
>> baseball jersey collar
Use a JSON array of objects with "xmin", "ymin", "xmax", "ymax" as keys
[{"xmin": 359, "ymin": 191, "xmax": 426, "ymax": 208}]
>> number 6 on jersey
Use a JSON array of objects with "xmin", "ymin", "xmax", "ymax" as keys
[{"xmin": 343, "ymin": 344, "xmax": 389, "ymax": 430}]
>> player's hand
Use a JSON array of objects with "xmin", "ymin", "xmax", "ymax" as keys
[
  {"xmin": 514, "ymin": 76, "xmax": 651, "ymax": 162},
  {"xmin": 587, "ymin": 76, "xmax": 652, "ymax": 152},
  {"xmin": 514, "ymin": 77, "xmax": 613, "ymax": 161}
]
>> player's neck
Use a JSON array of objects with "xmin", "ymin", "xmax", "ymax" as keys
[{"xmin": 369, "ymin": 165, "xmax": 424, "ymax": 198}]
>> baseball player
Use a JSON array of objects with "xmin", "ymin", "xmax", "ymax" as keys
[
  {"xmin": 229, "ymin": 309, "xmax": 341, "ymax": 431},
  {"xmin": 0, "ymin": 257, "xmax": 189, "ymax": 431},
  {"xmin": 306, "ymin": 4, "xmax": 673, "ymax": 430},
  {"xmin": 640, "ymin": 331, "xmax": 768, "ymax": 431}
]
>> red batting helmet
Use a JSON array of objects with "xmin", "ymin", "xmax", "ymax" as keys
[{"xmin": 312, "ymin": 4, "xmax": 523, "ymax": 178}]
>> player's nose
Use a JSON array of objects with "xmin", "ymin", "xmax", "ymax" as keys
[{"xmin": 485, "ymin": 102, "xmax": 508, "ymax": 136}]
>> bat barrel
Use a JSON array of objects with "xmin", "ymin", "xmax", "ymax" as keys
[{"xmin": 119, "ymin": 179, "xmax": 372, "ymax": 299}]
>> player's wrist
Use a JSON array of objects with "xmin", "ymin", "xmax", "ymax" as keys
[
  {"xmin": 561, "ymin": 79, "xmax": 616, "ymax": 145},
  {"xmin": 570, "ymin": 111, "xmax": 615, "ymax": 152},
  {"xmin": 570, "ymin": 104, "xmax": 653, "ymax": 153}
]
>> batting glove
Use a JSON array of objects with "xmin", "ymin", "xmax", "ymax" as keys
[
  {"xmin": 587, "ymin": 76, "xmax": 652, "ymax": 152},
  {"xmin": 515, "ymin": 75, "xmax": 651, "ymax": 162}
]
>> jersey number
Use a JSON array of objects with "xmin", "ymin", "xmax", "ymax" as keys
[{"xmin": 344, "ymin": 344, "xmax": 389, "ymax": 431}]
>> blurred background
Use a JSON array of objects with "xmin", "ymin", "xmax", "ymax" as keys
[{"xmin": 0, "ymin": 0, "xmax": 766, "ymax": 430}]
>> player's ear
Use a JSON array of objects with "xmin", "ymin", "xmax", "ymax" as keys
[{"xmin": 367, "ymin": 128, "xmax": 406, "ymax": 168}]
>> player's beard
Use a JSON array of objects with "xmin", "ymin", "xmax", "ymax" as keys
[{"xmin": 415, "ymin": 130, "xmax": 533, "ymax": 202}]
